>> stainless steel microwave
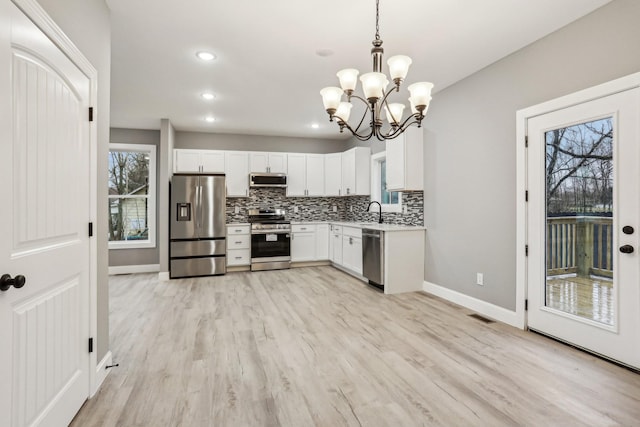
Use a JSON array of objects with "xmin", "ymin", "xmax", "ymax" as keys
[{"xmin": 249, "ymin": 173, "xmax": 287, "ymax": 188}]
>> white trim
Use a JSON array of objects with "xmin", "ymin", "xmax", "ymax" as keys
[
  {"xmin": 516, "ymin": 72, "xmax": 640, "ymax": 332},
  {"xmin": 11, "ymin": 0, "xmax": 101, "ymax": 407},
  {"xmin": 108, "ymin": 264, "xmax": 160, "ymax": 275},
  {"xmin": 423, "ymin": 281, "xmax": 523, "ymax": 329},
  {"xmin": 158, "ymin": 271, "xmax": 170, "ymax": 281},
  {"xmin": 91, "ymin": 351, "xmax": 112, "ymax": 397}
]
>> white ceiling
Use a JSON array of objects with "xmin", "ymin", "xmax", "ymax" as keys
[{"xmin": 106, "ymin": 0, "xmax": 611, "ymax": 140}]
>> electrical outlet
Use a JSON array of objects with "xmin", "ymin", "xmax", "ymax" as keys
[
  {"xmin": 350, "ymin": 206, "xmax": 353, "ymax": 212},
  {"xmin": 476, "ymin": 273, "xmax": 484, "ymax": 286},
  {"xmin": 234, "ymin": 206, "xmax": 240, "ymax": 214},
  {"xmin": 332, "ymin": 205, "xmax": 337, "ymax": 212},
  {"xmin": 403, "ymin": 205, "xmax": 408, "ymax": 214},
  {"xmin": 293, "ymin": 206, "xmax": 299, "ymax": 213}
]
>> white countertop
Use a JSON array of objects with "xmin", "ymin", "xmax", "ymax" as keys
[{"xmin": 294, "ymin": 221, "xmax": 425, "ymax": 232}]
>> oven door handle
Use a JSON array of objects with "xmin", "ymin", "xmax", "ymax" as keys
[{"xmin": 251, "ymin": 230, "xmax": 291, "ymax": 235}]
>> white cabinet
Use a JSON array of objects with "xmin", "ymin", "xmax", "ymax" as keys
[
  {"xmin": 287, "ymin": 153, "xmax": 325, "ymax": 196},
  {"xmin": 226, "ymin": 225, "xmax": 251, "ymax": 266},
  {"xmin": 324, "ymin": 153, "xmax": 342, "ymax": 196},
  {"xmin": 225, "ymin": 151, "xmax": 250, "ymax": 197},
  {"xmin": 291, "ymin": 224, "xmax": 316, "ymax": 262},
  {"xmin": 316, "ymin": 224, "xmax": 329, "ymax": 260},
  {"xmin": 329, "ymin": 225, "xmax": 343, "ymax": 264},
  {"xmin": 341, "ymin": 147, "xmax": 371, "ymax": 196},
  {"xmin": 342, "ymin": 226, "xmax": 362, "ymax": 275},
  {"xmin": 174, "ymin": 149, "xmax": 225, "ymax": 173},
  {"xmin": 250, "ymin": 152, "xmax": 287, "ymax": 173},
  {"xmin": 386, "ymin": 126, "xmax": 423, "ymax": 191}
]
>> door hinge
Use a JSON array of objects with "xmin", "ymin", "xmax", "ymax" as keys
[
  {"xmin": 525, "ymin": 245, "xmax": 529, "ymax": 256},
  {"xmin": 525, "ymin": 190, "xmax": 529, "ymax": 202},
  {"xmin": 88, "ymin": 337, "xmax": 94, "ymax": 353},
  {"xmin": 89, "ymin": 107, "xmax": 94, "ymax": 122},
  {"xmin": 525, "ymin": 135, "xmax": 528, "ymax": 147},
  {"xmin": 525, "ymin": 299, "xmax": 528, "ymax": 311},
  {"xmin": 88, "ymin": 222, "xmax": 93, "ymax": 237}
]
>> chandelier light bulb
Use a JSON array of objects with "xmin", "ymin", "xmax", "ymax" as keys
[
  {"xmin": 408, "ymin": 82, "xmax": 434, "ymax": 108},
  {"xmin": 387, "ymin": 55, "xmax": 412, "ymax": 82},
  {"xmin": 385, "ymin": 103, "xmax": 405, "ymax": 125},
  {"xmin": 335, "ymin": 102, "xmax": 353, "ymax": 123},
  {"xmin": 320, "ymin": 87, "xmax": 344, "ymax": 113},
  {"xmin": 360, "ymin": 72, "xmax": 388, "ymax": 102},
  {"xmin": 410, "ymin": 97, "xmax": 431, "ymax": 115},
  {"xmin": 337, "ymin": 69, "xmax": 360, "ymax": 93}
]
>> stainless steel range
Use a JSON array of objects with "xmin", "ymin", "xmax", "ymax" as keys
[{"xmin": 248, "ymin": 208, "xmax": 291, "ymax": 271}]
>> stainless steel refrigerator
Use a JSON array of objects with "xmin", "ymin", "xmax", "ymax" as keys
[{"xmin": 170, "ymin": 174, "xmax": 226, "ymax": 278}]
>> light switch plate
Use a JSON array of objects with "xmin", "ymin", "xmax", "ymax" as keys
[
  {"xmin": 294, "ymin": 206, "xmax": 299, "ymax": 213},
  {"xmin": 332, "ymin": 205, "xmax": 337, "ymax": 212},
  {"xmin": 234, "ymin": 206, "xmax": 240, "ymax": 214}
]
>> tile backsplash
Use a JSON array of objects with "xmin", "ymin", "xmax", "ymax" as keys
[{"xmin": 226, "ymin": 188, "xmax": 423, "ymax": 226}]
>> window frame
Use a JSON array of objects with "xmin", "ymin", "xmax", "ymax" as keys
[
  {"xmin": 108, "ymin": 143, "xmax": 157, "ymax": 250},
  {"xmin": 370, "ymin": 151, "xmax": 402, "ymax": 213}
]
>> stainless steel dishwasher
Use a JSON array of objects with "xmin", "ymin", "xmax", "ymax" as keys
[{"xmin": 362, "ymin": 228, "xmax": 384, "ymax": 290}]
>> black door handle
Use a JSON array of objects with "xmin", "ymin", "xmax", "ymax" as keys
[
  {"xmin": 1, "ymin": 274, "xmax": 26, "ymax": 292},
  {"xmin": 619, "ymin": 245, "xmax": 634, "ymax": 254}
]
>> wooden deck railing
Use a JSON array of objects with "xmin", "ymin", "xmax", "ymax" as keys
[{"xmin": 547, "ymin": 216, "xmax": 613, "ymax": 278}]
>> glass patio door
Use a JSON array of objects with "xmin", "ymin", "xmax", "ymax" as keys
[{"xmin": 526, "ymin": 87, "xmax": 640, "ymax": 369}]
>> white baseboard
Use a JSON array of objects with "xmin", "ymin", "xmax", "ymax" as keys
[
  {"xmin": 158, "ymin": 271, "xmax": 170, "ymax": 281},
  {"xmin": 423, "ymin": 281, "xmax": 523, "ymax": 329},
  {"xmin": 91, "ymin": 351, "xmax": 112, "ymax": 397},
  {"xmin": 108, "ymin": 264, "xmax": 160, "ymax": 275}
]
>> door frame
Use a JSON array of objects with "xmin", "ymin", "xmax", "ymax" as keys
[
  {"xmin": 516, "ymin": 72, "xmax": 640, "ymax": 330},
  {"xmin": 10, "ymin": 0, "xmax": 102, "ymax": 395}
]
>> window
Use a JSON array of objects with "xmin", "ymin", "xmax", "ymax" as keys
[
  {"xmin": 108, "ymin": 143, "xmax": 156, "ymax": 249},
  {"xmin": 371, "ymin": 151, "xmax": 402, "ymax": 212}
]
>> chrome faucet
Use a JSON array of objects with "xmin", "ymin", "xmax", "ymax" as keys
[{"xmin": 367, "ymin": 201, "xmax": 383, "ymax": 224}]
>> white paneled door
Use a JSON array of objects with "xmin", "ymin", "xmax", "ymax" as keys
[{"xmin": 0, "ymin": 1, "xmax": 92, "ymax": 426}]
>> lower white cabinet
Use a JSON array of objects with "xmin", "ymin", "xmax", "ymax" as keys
[
  {"xmin": 291, "ymin": 224, "xmax": 316, "ymax": 262},
  {"xmin": 316, "ymin": 224, "xmax": 329, "ymax": 260},
  {"xmin": 226, "ymin": 224, "xmax": 250, "ymax": 266},
  {"xmin": 329, "ymin": 225, "xmax": 343, "ymax": 264},
  {"xmin": 341, "ymin": 227, "xmax": 362, "ymax": 275}
]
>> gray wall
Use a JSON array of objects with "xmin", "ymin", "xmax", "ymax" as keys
[
  {"xmin": 36, "ymin": 0, "xmax": 111, "ymax": 360},
  {"xmin": 176, "ymin": 131, "xmax": 348, "ymax": 153},
  {"xmin": 109, "ymin": 128, "xmax": 161, "ymax": 267},
  {"xmin": 423, "ymin": 0, "xmax": 640, "ymax": 310}
]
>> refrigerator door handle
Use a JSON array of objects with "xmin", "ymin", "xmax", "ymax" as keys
[{"xmin": 195, "ymin": 180, "xmax": 201, "ymax": 235}]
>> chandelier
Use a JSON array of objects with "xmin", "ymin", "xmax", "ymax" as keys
[{"xmin": 320, "ymin": 0, "xmax": 433, "ymax": 141}]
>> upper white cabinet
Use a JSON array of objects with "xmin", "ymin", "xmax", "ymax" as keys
[
  {"xmin": 174, "ymin": 149, "xmax": 225, "ymax": 173},
  {"xmin": 386, "ymin": 126, "xmax": 423, "ymax": 191},
  {"xmin": 225, "ymin": 151, "xmax": 250, "ymax": 197},
  {"xmin": 287, "ymin": 153, "xmax": 324, "ymax": 197},
  {"xmin": 250, "ymin": 152, "xmax": 287, "ymax": 173},
  {"xmin": 341, "ymin": 147, "xmax": 371, "ymax": 196},
  {"xmin": 324, "ymin": 153, "xmax": 342, "ymax": 196}
]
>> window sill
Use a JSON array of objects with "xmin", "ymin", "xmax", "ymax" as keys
[{"xmin": 109, "ymin": 241, "xmax": 156, "ymax": 250}]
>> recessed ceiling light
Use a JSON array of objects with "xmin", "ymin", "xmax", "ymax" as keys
[
  {"xmin": 316, "ymin": 49, "xmax": 334, "ymax": 57},
  {"xmin": 205, "ymin": 116, "xmax": 215, "ymax": 123},
  {"xmin": 311, "ymin": 123, "xmax": 320, "ymax": 129},
  {"xmin": 201, "ymin": 93, "xmax": 215, "ymax": 100},
  {"xmin": 196, "ymin": 51, "xmax": 216, "ymax": 61}
]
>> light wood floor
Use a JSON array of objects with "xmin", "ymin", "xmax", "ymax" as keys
[
  {"xmin": 71, "ymin": 267, "xmax": 640, "ymax": 426},
  {"xmin": 546, "ymin": 275, "xmax": 614, "ymax": 325}
]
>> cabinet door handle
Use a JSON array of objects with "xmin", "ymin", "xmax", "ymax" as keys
[
  {"xmin": 235, "ymin": 256, "xmax": 242, "ymax": 260},
  {"xmin": 301, "ymin": 228, "xmax": 306, "ymax": 231},
  {"xmin": 235, "ymin": 241, "xmax": 242, "ymax": 244}
]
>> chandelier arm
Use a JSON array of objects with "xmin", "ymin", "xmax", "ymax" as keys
[
  {"xmin": 347, "ymin": 94, "xmax": 371, "ymax": 106},
  {"xmin": 351, "ymin": 103, "xmax": 372, "ymax": 135},
  {"xmin": 335, "ymin": 110, "xmax": 375, "ymax": 141},
  {"xmin": 384, "ymin": 113, "xmax": 423, "ymax": 139}
]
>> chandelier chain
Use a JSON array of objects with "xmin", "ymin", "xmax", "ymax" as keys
[{"xmin": 375, "ymin": 0, "xmax": 380, "ymax": 40}]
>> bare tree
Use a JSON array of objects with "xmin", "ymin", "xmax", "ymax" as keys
[{"xmin": 108, "ymin": 151, "xmax": 149, "ymax": 240}]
